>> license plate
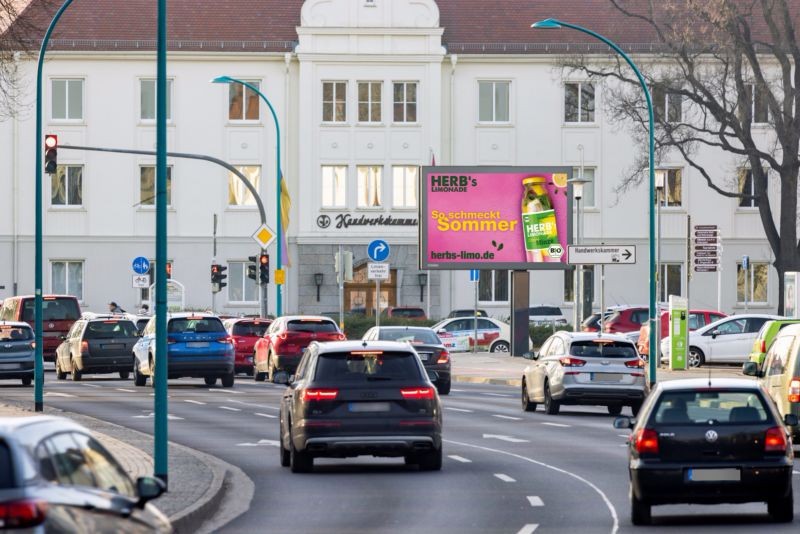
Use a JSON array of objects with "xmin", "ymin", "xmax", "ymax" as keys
[
  {"xmin": 687, "ymin": 468, "xmax": 741, "ymax": 482},
  {"xmin": 187, "ymin": 342, "xmax": 209, "ymax": 348},
  {"xmin": 590, "ymin": 373, "xmax": 623, "ymax": 382},
  {"xmin": 348, "ymin": 402, "xmax": 391, "ymax": 413},
  {"xmin": 0, "ymin": 363, "xmax": 19, "ymax": 370},
  {"xmin": 101, "ymin": 344, "xmax": 124, "ymax": 350},
  {"xmin": 418, "ymin": 353, "xmax": 430, "ymax": 361}
]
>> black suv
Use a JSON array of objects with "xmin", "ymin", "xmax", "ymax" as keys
[
  {"xmin": 279, "ymin": 340, "xmax": 443, "ymax": 473},
  {"xmin": 55, "ymin": 316, "xmax": 139, "ymax": 381}
]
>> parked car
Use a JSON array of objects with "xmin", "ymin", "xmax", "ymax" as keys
[
  {"xmin": 661, "ymin": 313, "xmax": 781, "ymax": 367},
  {"xmin": 56, "ymin": 316, "xmax": 140, "ymax": 381},
  {"xmin": 132, "ymin": 313, "xmax": 235, "ymax": 387},
  {"xmin": 614, "ymin": 378, "xmax": 795, "ymax": 525},
  {"xmin": 124, "ymin": 313, "xmax": 152, "ymax": 332},
  {"xmin": 362, "ymin": 326, "xmax": 451, "ymax": 394},
  {"xmin": 528, "ymin": 305, "xmax": 568, "ymax": 327},
  {"xmin": 447, "ymin": 308, "xmax": 488, "ymax": 318},
  {"xmin": 580, "ymin": 311, "xmax": 612, "ymax": 332},
  {"xmin": 0, "ymin": 295, "xmax": 81, "ymax": 361},
  {"xmin": 747, "ymin": 318, "xmax": 800, "ymax": 369},
  {"xmin": 603, "ymin": 305, "xmax": 650, "ymax": 334},
  {"xmin": 278, "ymin": 340, "xmax": 443, "ymax": 473},
  {"xmin": 0, "ymin": 415, "xmax": 170, "ymax": 532},
  {"xmin": 380, "ymin": 307, "xmax": 427, "ymax": 320},
  {"xmin": 743, "ymin": 322, "xmax": 800, "ymax": 440},
  {"xmin": 637, "ymin": 309, "xmax": 728, "ymax": 358},
  {"xmin": 0, "ymin": 322, "xmax": 34, "ymax": 386},
  {"xmin": 254, "ymin": 315, "xmax": 345, "ymax": 382},
  {"xmin": 431, "ymin": 316, "xmax": 530, "ymax": 353},
  {"xmin": 223, "ymin": 317, "xmax": 272, "ymax": 375},
  {"xmin": 521, "ymin": 332, "xmax": 647, "ymax": 416}
]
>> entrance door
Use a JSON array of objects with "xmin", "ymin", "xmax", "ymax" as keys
[{"xmin": 345, "ymin": 264, "xmax": 397, "ymax": 316}]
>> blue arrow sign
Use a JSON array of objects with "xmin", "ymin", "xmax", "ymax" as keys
[
  {"xmin": 368, "ymin": 240, "xmax": 390, "ymax": 262},
  {"xmin": 132, "ymin": 256, "xmax": 151, "ymax": 275}
]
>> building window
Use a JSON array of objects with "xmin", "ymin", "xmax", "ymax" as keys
[
  {"xmin": 572, "ymin": 167, "xmax": 595, "ymax": 208},
  {"xmin": 655, "ymin": 168, "xmax": 682, "ymax": 207},
  {"xmin": 478, "ymin": 81, "xmax": 509, "ymax": 122},
  {"xmin": 479, "ymin": 270, "xmax": 509, "ymax": 302},
  {"xmin": 658, "ymin": 263, "xmax": 682, "ymax": 302},
  {"xmin": 323, "ymin": 81, "xmax": 347, "ymax": 123},
  {"xmin": 564, "ymin": 82, "xmax": 595, "ymax": 123},
  {"xmin": 321, "ymin": 166, "xmax": 346, "ymax": 208},
  {"xmin": 392, "ymin": 166, "xmax": 417, "ymax": 208},
  {"xmin": 653, "ymin": 86, "xmax": 682, "ymax": 123},
  {"xmin": 139, "ymin": 166, "xmax": 172, "ymax": 206},
  {"xmin": 51, "ymin": 261, "xmax": 83, "ymax": 300},
  {"xmin": 228, "ymin": 166, "xmax": 260, "ymax": 206},
  {"xmin": 51, "ymin": 165, "xmax": 83, "ymax": 206},
  {"xmin": 228, "ymin": 80, "xmax": 260, "ymax": 121},
  {"xmin": 357, "ymin": 166, "xmax": 382, "ymax": 208},
  {"xmin": 140, "ymin": 79, "xmax": 172, "ymax": 121},
  {"xmin": 737, "ymin": 262, "xmax": 768, "ymax": 304},
  {"xmin": 358, "ymin": 81, "xmax": 382, "ymax": 123},
  {"xmin": 564, "ymin": 265, "xmax": 594, "ymax": 302},
  {"xmin": 51, "ymin": 79, "xmax": 83, "ymax": 120},
  {"xmin": 393, "ymin": 82, "xmax": 417, "ymax": 123},
  {"xmin": 743, "ymin": 83, "xmax": 769, "ymax": 124},
  {"xmin": 738, "ymin": 169, "xmax": 759, "ymax": 208},
  {"xmin": 228, "ymin": 261, "xmax": 258, "ymax": 302}
]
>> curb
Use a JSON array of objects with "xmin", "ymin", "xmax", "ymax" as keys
[{"xmin": 453, "ymin": 375, "xmax": 520, "ymax": 387}]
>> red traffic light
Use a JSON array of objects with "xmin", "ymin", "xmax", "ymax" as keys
[
  {"xmin": 45, "ymin": 134, "xmax": 58, "ymax": 148},
  {"xmin": 44, "ymin": 134, "xmax": 58, "ymax": 174},
  {"xmin": 259, "ymin": 254, "xmax": 268, "ymax": 265}
]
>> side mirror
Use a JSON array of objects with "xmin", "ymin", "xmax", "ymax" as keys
[
  {"xmin": 742, "ymin": 361, "xmax": 761, "ymax": 377},
  {"xmin": 784, "ymin": 414, "xmax": 799, "ymax": 427},
  {"xmin": 613, "ymin": 416, "xmax": 634, "ymax": 430},
  {"xmin": 711, "ymin": 330, "xmax": 719, "ymax": 339},
  {"xmin": 135, "ymin": 476, "xmax": 166, "ymax": 508},
  {"xmin": 522, "ymin": 352, "xmax": 533, "ymax": 360}
]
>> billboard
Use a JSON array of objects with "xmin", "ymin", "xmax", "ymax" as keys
[{"xmin": 420, "ymin": 166, "xmax": 573, "ymax": 270}]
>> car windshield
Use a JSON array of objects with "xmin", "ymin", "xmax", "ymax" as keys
[
  {"xmin": 378, "ymin": 329, "xmax": 440, "ymax": 344},
  {"xmin": 315, "ymin": 351, "xmax": 421, "ymax": 381},
  {"xmin": 287, "ymin": 320, "xmax": 337, "ymax": 333},
  {"xmin": 22, "ymin": 298, "xmax": 80, "ymax": 322},
  {"xmin": 391, "ymin": 308, "xmax": 425, "ymax": 318},
  {"xmin": 232, "ymin": 322, "xmax": 270, "ymax": 337},
  {"xmin": 569, "ymin": 340, "xmax": 637, "ymax": 358},
  {"xmin": 652, "ymin": 390, "xmax": 770, "ymax": 425},
  {"xmin": 168, "ymin": 318, "xmax": 225, "ymax": 333},
  {"xmin": 0, "ymin": 325, "xmax": 33, "ymax": 341},
  {"xmin": 529, "ymin": 307, "xmax": 562, "ymax": 316},
  {"xmin": 84, "ymin": 320, "xmax": 138, "ymax": 339}
]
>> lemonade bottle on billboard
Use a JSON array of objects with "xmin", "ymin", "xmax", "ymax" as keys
[{"xmin": 521, "ymin": 176, "xmax": 560, "ymax": 262}]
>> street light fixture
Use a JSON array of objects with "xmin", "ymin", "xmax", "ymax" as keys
[
  {"xmin": 211, "ymin": 75, "xmax": 284, "ymax": 316},
  {"xmin": 532, "ymin": 18, "xmax": 657, "ymax": 385},
  {"xmin": 417, "ymin": 272, "xmax": 428, "ymax": 302},
  {"xmin": 568, "ymin": 174, "xmax": 592, "ymax": 331},
  {"xmin": 314, "ymin": 273, "xmax": 323, "ymax": 302}
]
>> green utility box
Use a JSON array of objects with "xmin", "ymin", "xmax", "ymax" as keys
[{"xmin": 669, "ymin": 295, "xmax": 688, "ymax": 370}]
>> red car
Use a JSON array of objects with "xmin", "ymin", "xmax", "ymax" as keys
[
  {"xmin": 603, "ymin": 306, "xmax": 650, "ymax": 334},
  {"xmin": 637, "ymin": 309, "xmax": 727, "ymax": 357},
  {"xmin": 253, "ymin": 315, "xmax": 345, "ymax": 382},
  {"xmin": 223, "ymin": 318, "xmax": 272, "ymax": 375},
  {"xmin": 0, "ymin": 294, "xmax": 81, "ymax": 361}
]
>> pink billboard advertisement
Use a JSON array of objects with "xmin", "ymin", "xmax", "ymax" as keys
[{"xmin": 420, "ymin": 166, "xmax": 573, "ymax": 270}]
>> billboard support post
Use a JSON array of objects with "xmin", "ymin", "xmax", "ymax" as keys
[{"xmin": 511, "ymin": 271, "xmax": 530, "ymax": 357}]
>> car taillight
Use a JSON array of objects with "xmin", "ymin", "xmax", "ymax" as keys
[
  {"xmin": 559, "ymin": 357, "xmax": 586, "ymax": 367},
  {"xmin": 80, "ymin": 341, "xmax": 89, "ymax": 353},
  {"xmin": 29, "ymin": 342, "xmax": 36, "ymax": 350},
  {"xmin": 400, "ymin": 387, "xmax": 436, "ymax": 400},
  {"xmin": 760, "ymin": 340, "xmax": 766, "ymax": 353},
  {"xmin": 765, "ymin": 427, "xmax": 787, "ymax": 452},
  {"xmin": 218, "ymin": 336, "xmax": 234, "ymax": 345},
  {"xmin": 0, "ymin": 499, "xmax": 47, "ymax": 528},
  {"xmin": 301, "ymin": 388, "xmax": 338, "ymax": 402},
  {"xmin": 624, "ymin": 359, "xmax": 645, "ymax": 369},
  {"xmin": 337, "ymin": 333, "xmax": 346, "ymax": 340},
  {"xmin": 788, "ymin": 377, "xmax": 800, "ymax": 403},
  {"xmin": 278, "ymin": 332, "xmax": 288, "ymax": 341},
  {"xmin": 634, "ymin": 428, "xmax": 659, "ymax": 455},
  {"xmin": 167, "ymin": 336, "xmax": 177, "ymax": 345},
  {"xmin": 436, "ymin": 350, "xmax": 450, "ymax": 364}
]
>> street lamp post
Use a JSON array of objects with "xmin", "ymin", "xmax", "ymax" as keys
[
  {"xmin": 212, "ymin": 76, "xmax": 283, "ymax": 317},
  {"xmin": 568, "ymin": 175, "xmax": 592, "ymax": 331},
  {"xmin": 532, "ymin": 18, "xmax": 657, "ymax": 385}
]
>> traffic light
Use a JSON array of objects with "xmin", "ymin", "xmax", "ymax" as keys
[
  {"xmin": 259, "ymin": 253, "xmax": 269, "ymax": 284},
  {"xmin": 211, "ymin": 263, "xmax": 228, "ymax": 293},
  {"xmin": 247, "ymin": 255, "xmax": 258, "ymax": 281},
  {"xmin": 44, "ymin": 134, "xmax": 58, "ymax": 174}
]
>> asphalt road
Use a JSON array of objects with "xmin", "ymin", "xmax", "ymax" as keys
[{"xmin": 2, "ymin": 373, "xmax": 799, "ymax": 534}]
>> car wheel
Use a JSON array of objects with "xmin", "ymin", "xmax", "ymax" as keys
[
  {"xmin": 437, "ymin": 380, "xmax": 451, "ymax": 395},
  {"xmin": 688, "ymin": 347, "xmax": 705, "ymax": 368},
  {"xmin": 70, "ymin": 359, "xmax": 82, "ymax": 382},
  {"xmin": 204, "ymin": 377, "xmax": 217, "ymax": 386},
  {"xmin": 21, "ymin": 376, "xmax": 32, "ymax": 387},
  {"xmin": 522, "ymin": 381, "xmax": 537, "ymax": 412},
  {"xmin": 254, "ymin": 370, "xmax": 266, "ymax": 382},
  {"xmin": 607, "ymin": 405, "xmax": 623, "ymax": 416},
  {"xmin": 418, "ymin": 447, "xmax": 443, "ymax": 471},
  {"xmin": 767, "ymin": 488, "xmax": 793, "ymax": 522},
  {"xmin": 290, "ymin": 429, "xmax": 313, "ymax": 474},
  {"xmin": 221, "ymin": 372, "xmax": 235, "ymax": 388},
  {"xmin": 118, "ymin": 370, "xmax": 130, "ymax": 380},
  {"xmin": 630, "ymin": 401, "xmax": 643, "ymax": 417},
  {"xmin": 490, "ymin": 341, "xmax": 510, "ymax": 353},
  {"xmin": 279, "ymin": 422, "xmax": 291, "ymax": 467},
  {"xmin": 133, "ymin": 360, "xmax": 147, "ymax": 387},
  {"xmin": 55, "ymin": 360, "xmax": 67, "ymax": 380},
  {"xmin": 630, "ymin": 483, "xmax": 651, "ymax": 525},
  {"xmin": 543, "ymin": 381, "xmax": 560, "ymax": 415}
]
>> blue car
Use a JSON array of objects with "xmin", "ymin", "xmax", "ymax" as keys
[
  {"xmin": 0, "ymin": 322, "xmax": 35, "ymax": 386},
  {"xmin": 132, "ymin": 313, "xmax": 235, "ymax": 387}
]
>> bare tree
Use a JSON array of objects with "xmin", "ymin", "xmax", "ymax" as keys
[{"xmin": 561, "ymin": 0, "xmax": 800, "ymax": 313}]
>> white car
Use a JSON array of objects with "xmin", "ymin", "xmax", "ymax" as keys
[
  {"xmin": 660, "ymin": 313, "xmax": 781, "ymax": 367},
  {"xmin": 431, "ymin": 316, "xmax": 531, "ymax": 353}
]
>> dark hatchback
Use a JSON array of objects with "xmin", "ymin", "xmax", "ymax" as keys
[
  {"xmin": 616, "ymin": 378, "xmax": 795, "ymax": 525},
  {"xmin": 56, "ymin": 317, "xmax": 140, "ymax": 381},
  {"xmin": 362, "ymin": 326, "xmax": 451, "ymax": 394},
  {"xmin": 279, "ymin": 340, "xmax": 443, "ymax": 473}
]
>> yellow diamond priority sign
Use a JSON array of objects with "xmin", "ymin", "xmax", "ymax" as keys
[{"xmin": 251, "ymin": 224, "xmax": 276, "ymax": 249}]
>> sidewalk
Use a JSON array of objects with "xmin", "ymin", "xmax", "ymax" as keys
[
  {"xmin": 0, "ymin": 400, "xmax": 249, "ymax": 534},
  {"xmin": 451, "ymin": 351, "xmax": 744, "ymax": 387}
]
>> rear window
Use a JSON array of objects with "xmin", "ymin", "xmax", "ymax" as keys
[
  {"xmin": 390, "ymin": 308, "xmax": 425, "ymax": 318},
  {"xmin": 287, "ymin": 320, "xmax": 338, "ymax": 333},
  {"xmin": 315, "ymin": 351, "xmax": 421, "ymax": 381},
  {"xmin": 22, "ymin": 298, "xmax": 80, "ymax": 322},
  {"xmin": 378, "ymin": 329, "xmax": 440, "ymax": 344},
  {"xmin": 569, "ymin": 340, "xmax": 637, "ymax": 358},
  {"xmin": 652, "ymin": 390, "xmax": 770, "ymax": 425},
  {"xmin": 232, "ymin": 322, "xmax": 270, "ymax": 337},
  {"xmin": 0, "ymin": 441, "xmax": 13, "ymax": 489},
  {"xmin": 168, "ymin": 318, "xmax": 225, "ymax": 333},
  {"xmin": 83, "ymin": 320, "xmax": 138, "ymax": 339},
  {"xmin": 529, "ymin": 307, "xmax": 562, "ymax": 316},
  {"xmin": 0, "ymin": 325, "xmax": 33, "ymax": 341}
]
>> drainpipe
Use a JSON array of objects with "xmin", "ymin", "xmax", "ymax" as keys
[{"xmin": 12, "ymin": 51, "xmax": 21, "ymax": 295}]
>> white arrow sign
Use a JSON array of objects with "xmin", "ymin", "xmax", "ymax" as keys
[
  {"xmin": 567, "ymin": 245, "xmax": 636, "ymax": 265},
  {"xmin": 482, "ymin": 434, "xmax": 530, "ymax": 443}
]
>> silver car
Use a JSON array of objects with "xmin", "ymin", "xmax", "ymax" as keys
[
  {"xmin": 521, "ymin": 332, "xmax": 648, "ymax": 416},
  {"xmin": 0, "ymin": 321, "xmax": 35, "ymax": 386}
]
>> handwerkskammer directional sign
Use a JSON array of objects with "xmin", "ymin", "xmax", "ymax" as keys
[{"xmin": 567, "ymin": 245, "xmax": 636, "ymax": 265}]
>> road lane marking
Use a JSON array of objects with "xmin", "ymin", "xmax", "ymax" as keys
[
  {"xmin": 527, "ymin": 496, "xmax": 544, "ymax": 507},
  {"xmin": 207, "ymin": 388, "xmax": 242, "ymax": 394},
  {"xmin": 517, "ymin": 524, "xmax": 539, "ymax": 534},
  {"xmin": 794, "ymin": 470, "xmax": 799, "ymax": 475},
  {"xmin": 184, "ymin": 400, "xmax": 206, "ymax": 405},
  {"xmin": 237, "ymin": 439, "xmax": 280, "ymax": 447},
  {"xmin": 220, "ymin": 406, "xmax": 241, "ymax": 412},
  {"xmin": 445, "ymin": 439, "xmax": 619, "ymax": 534},
  {"xmin": 81, "ymin": 383, "xmax": 102, "ymax": 388},
  {"xmin": 482, "ymin": 434, "xmax": 529, "ymax": 443},
  {"xmin": 255, "ymin": 412, "xmax": 277, "ymax": 418},
  {"xmin": 225, "ymin": 399, "xmax": 279, "ymax": 410},
  {"xmin": 494, "ymin": 473, "xmax": 516, "ymax": 482},
  {"xmin": 133, "ymin": 412, "xmax": 183, "ymax": 420},
  {"xmin": 448, "ymin": 455, "xmax": 472, "ymax": 463},
  {"xmin": 451, "ymin": 389, "xmax": 466, "ymax": 392},
  {"xmin": 445, "ymin": 407, "xmax": 474, "ymax": 413},
  {"xmin": 44, "ymin": 392, "xmax": 76, "ymax": 398},
  {"xmin": 115, "ymin": 388, "xmax": 136, "ymax": 393},
  {"xmin": 541, "ymin": 422, "xmax": 570, "ymax": 428},
  {"xmin": 617, "ymin": 434, "xmax": 629, "ymax": 438},
  {"xmin": 493, "ymin": 414, "xmax": 522, "ymax": 421},
  {"xmin": 483, "ymin": 393, "xmax": 511, "ymax": 397}
]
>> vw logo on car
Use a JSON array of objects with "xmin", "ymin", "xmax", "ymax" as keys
[{"xmin": 705, "ymin": 429, "xmax": 718, "ymax": 443}]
